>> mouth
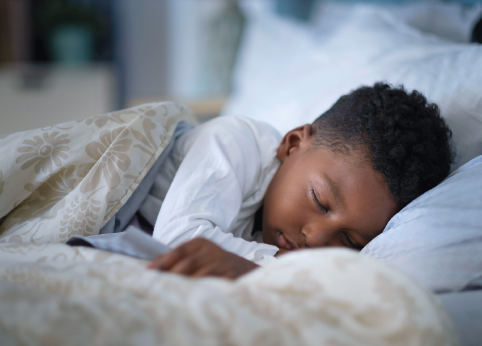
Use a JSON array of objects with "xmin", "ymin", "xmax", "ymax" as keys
[{"xmin": 277, "ymin": 231, "xmax": 298, "ymax": 250}]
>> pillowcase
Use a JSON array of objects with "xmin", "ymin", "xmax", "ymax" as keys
[
  {"xmin": 362, "ymin": 155, "xmax": 482, "ymax": 293},
  {"xmin": 224, "ymin": 7, "xmax": 482, "ymax": 171},
  {"xmin": 310, "ymin": 1, "xmax": 482, "ymax": 43}
]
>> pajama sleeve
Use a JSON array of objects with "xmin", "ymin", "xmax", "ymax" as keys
[{"xmin": 152, "ymin": 116, "xmax": 279, "ymax": 264}]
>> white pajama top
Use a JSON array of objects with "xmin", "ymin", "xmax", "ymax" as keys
[{"xmin": 139, "ymin": 116, "xmax": 282, "ymax": 265}]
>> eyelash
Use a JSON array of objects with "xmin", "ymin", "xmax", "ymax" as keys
[
  {"xmin": 343, "ymin": 232, "xmax": 363, "ymax": 251},
  {"xmin": 311, "ymin": 188, "xmax": 328, "ymax": 213},
  {"xmin": 309, "ymin": 188, "xmax": 363, "ymax": 251}
]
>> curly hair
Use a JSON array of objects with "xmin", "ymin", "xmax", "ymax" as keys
[{"xmin": 312, "ymin": 82, "xmax": 454, "ymax": 208}]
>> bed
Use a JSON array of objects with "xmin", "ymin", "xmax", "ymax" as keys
[
  {"xmin": 0, "ymin": 101, "xmax": 457, "ymax": 345},
  {"xmin": 1, "ymin": 1, "xmax": 482, "ymax": 345}
]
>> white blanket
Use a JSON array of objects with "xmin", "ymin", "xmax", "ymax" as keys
[{"xmin": 0, "ymin": 244, "xmax": 458, "ymax": 346}]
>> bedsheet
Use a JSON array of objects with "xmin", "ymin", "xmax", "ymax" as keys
[{"xmin": 0, "ymin": 243, "xmax": 458, "ymax": 346}]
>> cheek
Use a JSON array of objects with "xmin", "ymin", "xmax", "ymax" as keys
[{"xmin": 267, "ymin": 185, "xmax": 304, "ymax": 226}]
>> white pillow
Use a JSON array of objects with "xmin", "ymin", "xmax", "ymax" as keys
[
  {"xmin": 362, "ymin": 155, "xmax": 482, "ymax": 293},
  {"xmin": 224, "ymin": 10, "xmax": 319, "ymax": 133},
  {"xmin": 311, "ymin": 1, "xmax": 482, "ymax": 43},
  {"xmin": 224, "ymin": 7, "xmax": 482, "ymax": 170},
  {"xmin": 223, "ymin": 10, "xmax": 324, "ymax": 134}
]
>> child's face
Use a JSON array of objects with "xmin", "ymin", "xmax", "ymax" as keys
[{"xmin": 262, "ymin": 125, "xmax": 399, "ymax": 251}]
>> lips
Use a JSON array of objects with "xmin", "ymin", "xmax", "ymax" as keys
[{"xmin": 277, "ymin": 232, "xmax": 298, "ymax": 250}]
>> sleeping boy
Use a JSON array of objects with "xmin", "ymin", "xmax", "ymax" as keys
[{"xmin": 146, "ymin": 82, "xmax": 453, "ymax": 279}]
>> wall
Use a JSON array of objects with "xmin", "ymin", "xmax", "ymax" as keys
[{"xmin": 116, "ymin": 0, "xmax": 170, "ymax": 105}]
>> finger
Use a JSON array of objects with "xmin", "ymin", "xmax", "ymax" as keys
[
  {"xmin": 192, "ymin": 263, "xmax": 228, "ymax": 279},
  {"xmin": 168, "ymin": 255, "xmax": 207, "ymax": 276},
  {"xmin": 148, "ymin": 245, "xmax": 190, "ymax": 271},
  {"xmin": 148, "ymin": 238, "xmax": 219, "ymax": 271},
  {"xmin": 147, "ymin": 254, "xmax": 168, "ymax": 270},
  {"xmin": 192, "ymin": 262, "xmax": 241, "ymax": 280},
  {"xmin": 155, "ymin": 237, "xmax": 216, "ymax": 269}
]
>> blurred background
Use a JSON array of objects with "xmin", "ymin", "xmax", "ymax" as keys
[{"xmin": 0, "ymin": 0, "xmax": 481, "ymax": 135}]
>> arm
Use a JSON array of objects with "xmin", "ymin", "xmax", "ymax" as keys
[
  {"xmin": 148, "ymin": 239, "xmax": 291, "ymax": 279},
  {"xmin": 148, "ymin": 238, "xmax": 259, "ymax": 279}
]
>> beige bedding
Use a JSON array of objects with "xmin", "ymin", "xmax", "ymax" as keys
[
  {"xmin": 0, "ymin": 103, "xmax": 458, "ymax": 345},
  {"xmin": 0, "ymin": 244, "xmax": 457, "ymax": 346},
  {"xmin": 0, "ymin": 102, "xmax": 194, "ymax": 243}
]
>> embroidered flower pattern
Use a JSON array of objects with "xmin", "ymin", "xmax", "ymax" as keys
[
  {"xmin": 59, "ymin": 195, "xmax": 101, "ymax": 239},
  {"xmin": 85, "ymin": 112, "xmax": 129, "ymax": 128},
  {"xmin": 16, "ymin": 132, "xmax": 70, "ymax": 174},
  {"xmin": 131, "ymin": 105, "xmax": 157, "ymax": 117},
  {"xmin": 0, "ymin": 166, "xmax": 78, "ymax": 234},
  {"xmin": 85, "ymin": 105, "xmax": 157, "ymax": 128},
  {"xmin": 80, "ymin": 127, "xmax": 132, "ymax": 193},
  {"xmin": 132, "ymin": 118, "xmax": 159, "ymax": 156},
  {"xmin": 0, "ymin": 101, "xmax": 189, "ymax": 245}
]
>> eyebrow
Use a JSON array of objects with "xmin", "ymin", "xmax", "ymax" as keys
[{"xmin": 324, "ymin": 173, "xmax": 343, "ymax": 206}]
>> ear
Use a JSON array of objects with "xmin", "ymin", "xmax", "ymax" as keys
[{"xmin": 277, "ymin": 124, "xmax": 313, "ymax": 162}]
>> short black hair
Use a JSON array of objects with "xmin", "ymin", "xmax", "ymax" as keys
[{"xmin": 312, "ymin": 82, "xmax": 454, "ymax": 208}]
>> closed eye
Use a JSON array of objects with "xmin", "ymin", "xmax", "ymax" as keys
[
  {"xmin": 342, "ymin": 232, "xmax": 363, "ymax": 251},
  {"xmin": 311, "ymin": 187, "xmax": 328, "ymax": 213}
]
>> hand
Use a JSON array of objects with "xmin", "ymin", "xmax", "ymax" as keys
[{"xmin": 147, "ymin": 238, "xmax": 259, "ymax": 279}]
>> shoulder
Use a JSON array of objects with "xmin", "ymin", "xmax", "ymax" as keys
[
  {"xmin": 174, "ymin": 115, "xmax": 282, "ymax": 177},
  {"xmin": 175, "ymin": 116, "xmax": 281, "ymax": 184}
]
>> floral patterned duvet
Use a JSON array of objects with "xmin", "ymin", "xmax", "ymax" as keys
[{"xmin": 0, "ymin": 102, "xmax": 193, "ymax": 243}]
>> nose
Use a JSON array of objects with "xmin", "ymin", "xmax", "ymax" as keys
[{"xmin": 301, "ymin": 222, "xmax": 339, "ymax": 248}]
